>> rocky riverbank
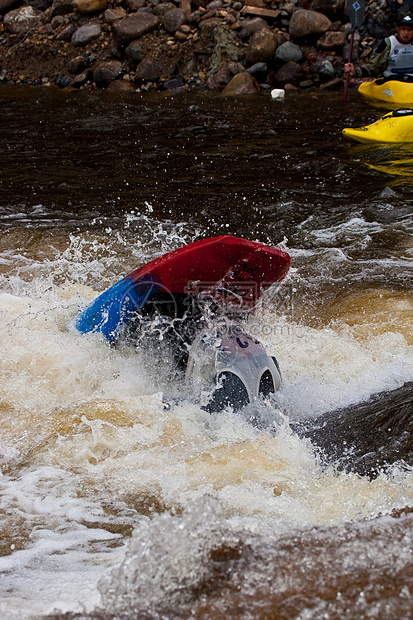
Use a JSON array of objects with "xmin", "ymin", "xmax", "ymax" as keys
[{"xmin": 0, "ymin": 0, "xmax": 400, "ymax": 93}]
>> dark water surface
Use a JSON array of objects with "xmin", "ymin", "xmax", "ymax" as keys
[{"xmin": 0, "ymin": 85, "xmax": 412, "ymax": 619}]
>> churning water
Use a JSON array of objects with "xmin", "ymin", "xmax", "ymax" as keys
[{"xmin": 0, "ymin": 86, "xmax": 412, "ymax": 619}]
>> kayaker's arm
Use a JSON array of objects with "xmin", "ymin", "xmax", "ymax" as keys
[{"xmin": 353, "ymin": 38, "xmax": 391, "ymax": 77}]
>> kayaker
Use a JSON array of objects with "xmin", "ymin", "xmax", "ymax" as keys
[{"xmin": 345, "ymin": 13, "xmax": 413, "ymax": 81}]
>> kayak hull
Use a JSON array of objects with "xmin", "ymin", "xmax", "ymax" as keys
[
  {"xmin": 358, "ymin": 79, "xmax": 413, "ymax": 105},
  {"xmin": 342, "ymin": 109, "xmax": 413, "ymax": 144}
]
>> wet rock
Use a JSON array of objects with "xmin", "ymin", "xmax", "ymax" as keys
[
  {"xmin": 316, "ymin": 30, "xmax": 346, "ymax": 50},
  {"xmin": 125, "ymin": 39, "xmax": 145, "ymax": 63},
  {"xmin": 55, "ymin": 72, "xmax": 72, "ymax": 87},
  {"xmin": 71, "ymin": 69, "xmax": 92, "ymax": 86},
  {"xmin": 39, "ymin": 22, "xmax": 53, "ymax": 34},
  {"xmin": 274, "ymin": 60, "xmax": 303, "ymax": 83},
  {"xmin": 56, "ymin": 22, "xmax": 76, "ymax": 41},
  {"xmin": 246, "ymin": 61, "xmax": 267, "ymax": 80},
  {"xmin": 108, "ymin": 79, "xmax": 136, "ymax": 91},
  {"xmin": 50, "ymin": 14, "xmax": 64, "ymax": 27},
  {"xmin": 206, "ymin": 62, "xmax": 233, "ymax": 90},
  {"xmin": 104, "ymin": 7, "xmax": 126, "ymax": 24},
  {"xmin": 289, "ymin": 9, "xmax": 332, "ymax": 39},
  {"xmin": 135, "ymin": 57, "xmax": 161, "ymax": 81},
  {"xmin": 3, "ymin": 6, "xmax": 41, "ymax": 34},
  {"xmin": 245, "ymin": 28, "xmax": 278, "ymax": 65},
  {"xmin": 181, "ymin": 0, "xmax": 191, "ymax": 16},
  {"xmin": 71, "ymin": 23, "xmax": 102, "ymax": 46},
  {"xmin": 238, "ymin": 16, "xmax": 268, "ymax": 39},
  {"xmin": 274, "ymin": 40, "xmax": 303, "ymax": 63},
  {"xmin": 111, "ymin": 12, "xmax": 160, "ymax": 45},
  {"xmin": 67, "ymin": 55, "xmax": 88, "ymax": 73},
  {"xmin": 50, "ymin": 0, "xmax": 73, "ymax": 18},
  {"xmin": 127, "ymin": 0, "xmax": 145, "ymax": 10},
  {"xmin": 163, "ymin": 8, "xmax": 185, "ymax": 33},
  {"xmin": 313, "ymin": 58, "xmax": 334, "ymax": 81},
  {"xmin": 72, "ymin": 0, "xmax": 107, "ymax": 13},
  {"xmin": 221, "ymin": 71, "xmax": 260, "ymax": 95},
  {"xmin": 0, "ymin": 0, "xmax": 20, "ymax": 15},
  {"xmin": 153, "ymin": 2, "xmax": 175, "ymax": 17},
  {"xmin": 163, "ymin": 76, "xmax": 185, "ymax": 90},
  {"xmin": 93, "ymin": 60, "xmax": 123, "ymax": 86}
]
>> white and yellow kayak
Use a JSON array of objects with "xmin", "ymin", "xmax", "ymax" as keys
[
  {"xmin": 358, "ymin": 78, "xmax": 413, "ymax": 105},
  {"xmin": 342, "ymin": 109, "xmax": 413, "ymax": 144}
]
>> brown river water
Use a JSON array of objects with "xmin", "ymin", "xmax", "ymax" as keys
[{"xmin": 0, "ymin": 85, "xmax": 412, "ymax": 619}]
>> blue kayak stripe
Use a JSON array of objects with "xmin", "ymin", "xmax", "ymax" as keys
[{"xmin": 76, "ymin": 276, "xmax": 160, "ymax": 343}]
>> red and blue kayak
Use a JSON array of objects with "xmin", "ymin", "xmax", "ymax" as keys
[{"xmin": 76, "ymin": 235, "xmax": 291, "ymax": 343}]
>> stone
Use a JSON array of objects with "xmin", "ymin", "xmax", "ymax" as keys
[
  {"xmin": 246, "ymin": 61, "xmax": 267, "ymax": 78},
  {"xmin": 153, "ymin": 2, "xmax": 175, "ymax": 16},
  {"xmin": 111, "ymin": 12, "xmax": 160, "ymax": 45},
  {"xmin": 71, "ymin": 23, "xmax": 102, "ymax": 46},
  {"xmin": 312, "ymin": 58, "xmax": 334, "ymax": 81},
  {"xmin": 175, "ymin": 30, "xmax": 187, "ymax": 41},
  {"xmin": 104, "ymin": 7, "xmax": 126, "ymax": 23},
  {"xmin": 93, "ymin": 60, "xmax": 123, "ymax": 86},
  {"xmin": 180, "ymin": 0, "xmax": 191, "ymax": 16},
  {"xmin": 135, "ymin": 57, "xmax": 161, "ymax": 81},
  {"xmin": 163, "ymin": 8, "xmax": 185, "ymax": 33},
  {"xmin": 206, "ymin": 62, "xmax": 233, "ymax": 90},
  {"xmin": 50, "ymin": 0, "xmax": 73, "ymax": 18},
  {"xmin": 108, "ymin": 80, "xmax": 136, "ymax": 91},
  {"xmin": 274, "ymin": 60, "xmax": 303, "ymax": 83},
  {"xmin": 72, "ymin": 0, "xmax": 107, "ymax": 12},
  {"xmin": 163, "ymin": 76, "xmax": 185, "ymax": 90},
  {"xmin": 39, "ymin": 23, "xmax": 53, "ymax": 34},
  {"xmin": 238, "ymin": 16, "xmax": 268, "ymax": 39},
  {"xmin": 245, "ymin": 28, "xmax": 278, "ymax": 65},
  {"xmin": 125, "ymin": 39, "xmax": 145, "ymax": 62},
  {"xmin": 316, "ymin": 30, "xmax": 346, "ymax": 49},
  {"xmin": 289, "ymin": 9, "xmax": 332, "ymax": 39},
  {"xmin": 56, "ymin": 23, "xmax": 76, "ymax": 41},
  {"xmin": 71, "ymin": 70, "xmax": 92, "ymax": 87},
  {"xmin": 3, "ymin": 6, "xmax": 41, "ymax": 34},
  {"xmin": 221, "ymin": 71, "xmax": 260, "ymax": 95},
  {"xmin": 51, "ymin": 15, "xmax": 64, "ymax": 28},
  {"xmin": 275, "ymin": 41, "xmax": 303, "ymax": 63},
  {"xmin": 127, "ymin": 0, "xmax": 145, "ymax": 9},
  {"xmin": 67, "ymin": 55, "xmax": 88, "ymax": 73}
]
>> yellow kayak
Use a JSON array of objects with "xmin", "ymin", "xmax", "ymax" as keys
[
  {"xmin": 358, "ymin": 78, "xmax": 413, "ymax": 105},
  {"xmin": 342, "ymin": 109, "xmax": 413, "ymax": 144}
]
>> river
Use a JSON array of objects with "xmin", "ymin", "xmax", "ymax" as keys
[{"xmin": 0, "ymin": 85, "xmax": 412, "ymax": 619}]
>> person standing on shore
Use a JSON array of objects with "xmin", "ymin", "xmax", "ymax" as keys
[{"xmin": 344, "ymin": 13, "xmax": 413, "ymax": 81}]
